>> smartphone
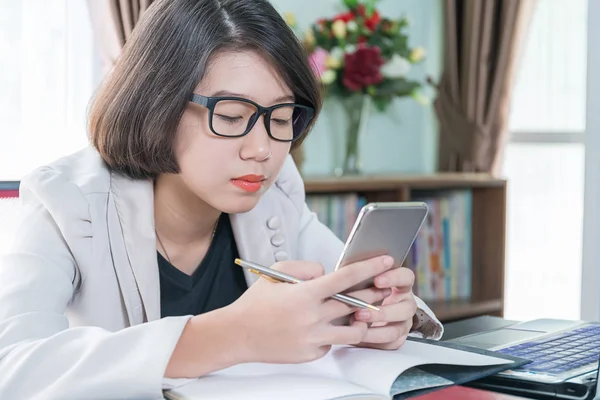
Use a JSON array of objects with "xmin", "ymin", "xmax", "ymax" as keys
[{"xmin": 334, "ymin": 202, "xmax": 428, "ymax": 293}]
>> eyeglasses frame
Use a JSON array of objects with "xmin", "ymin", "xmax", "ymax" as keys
[{"xmin": 189, "ymin": 94, "xmax": 315, "ymax": 143}]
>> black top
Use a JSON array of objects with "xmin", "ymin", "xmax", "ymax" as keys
[{"xmin": 158, "ymin": 214, "xmax": 248, "ymax": 318}]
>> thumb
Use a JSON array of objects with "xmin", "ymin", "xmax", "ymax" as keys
[{"xmin": 271, "ymin": 261, "xmax": 325, "ymax": 281}]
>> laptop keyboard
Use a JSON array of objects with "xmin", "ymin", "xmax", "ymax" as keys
[{"xmin": 497, "ymin": 325, "xmax": 600, "ymax": 375}]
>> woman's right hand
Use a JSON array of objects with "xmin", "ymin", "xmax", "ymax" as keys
[{"xmin": 227, "ymin": 255, "xmax": 395, "ymax": 364}]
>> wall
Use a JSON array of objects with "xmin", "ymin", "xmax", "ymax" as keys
[{"xmin": 270, "ymin": 0, "xmax": 443, "ymax": 176}]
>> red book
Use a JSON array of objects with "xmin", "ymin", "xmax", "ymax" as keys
[
  {"xmin": 414, "ymin": 386, "xmax": 530, "ymax": 400},
  {"xmin": 0, "ymin": 189, "xmax": 18, "ymax": 198}
]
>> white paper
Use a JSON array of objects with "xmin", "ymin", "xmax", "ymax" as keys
[
  {"xmin": 164, "ymin": 358, "xmax": 382, "ymax": 400},
  {"xmin": 331, "ymin": 340, "xmax": 512, "ymax": 395},
  {"xmin": 163, "ymin": 378, "xmax": 197, "ymax": 390},
  {"xmin": 164, "ymin": 340, "xmax": 513, "ymax": 399}
]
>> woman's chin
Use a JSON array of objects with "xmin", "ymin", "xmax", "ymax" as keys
[{"xmin": 216, "ymin": 195, "xmax": 262, "ymax": 215}]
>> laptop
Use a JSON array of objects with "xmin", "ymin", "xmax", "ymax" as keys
[{"xmin": 447, "ymin": 319, "xmax": 600, "ymax": 399}]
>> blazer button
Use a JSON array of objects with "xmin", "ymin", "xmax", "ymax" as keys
[
  {"xmin": 267, "ymin": 216, "xmax": 280, "ymax": 230},
  {"xmin": 274, "ymin": 251, "xmax": 289, "ymax": 261},
  {"xmin": 270, "ymin": 233, "xmax": 285, "ymax": 247}
]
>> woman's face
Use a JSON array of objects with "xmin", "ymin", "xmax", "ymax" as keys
[{"xmin": 174, "ymin": 50, "xmax": 295, "ymax": 214}]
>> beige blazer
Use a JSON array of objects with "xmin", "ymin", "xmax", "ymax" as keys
[{"xmin": 0, "ymin": 147, "xmax": 442, "ymax": 399}]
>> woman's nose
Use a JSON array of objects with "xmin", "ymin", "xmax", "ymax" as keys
[{"xmin": 239, "ymin": 114, "xmax": 272, "ymax": 161}]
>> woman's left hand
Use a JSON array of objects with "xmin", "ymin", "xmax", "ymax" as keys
[{"xmin": 352, "ymin": 266, "xmax": 417, "ymax": 350}]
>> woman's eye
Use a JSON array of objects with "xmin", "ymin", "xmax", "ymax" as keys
[
  {"xmin": 272, "ymin": 118, "xmax": 292, "ymax": 126},
  {"xmin": 216, "ymin": 114, "xmax": 243, "ymax": 124}
]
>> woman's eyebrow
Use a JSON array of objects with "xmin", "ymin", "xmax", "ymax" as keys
[{"xmin": 210, "ymin": 90, "xmax": 295, "ymax": 103}]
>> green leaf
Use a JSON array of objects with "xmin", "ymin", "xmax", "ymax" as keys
[
  {"xmin": 346, "ymin": 29, "xmax": 360, "ymax": 44},
  {"xmin": 397, "ymin": 16, "xmax": 409, "ymax": 29},
  {"xmin": 343, "ymin": 0, "xmax": 359, "ymax": 9},
  {"xmin": 392, "ymin": 35, "xmax": 409, "ymax": 57},
  {"xmin": 373, "ymin": 78, "xmax": 421, "ymax": 97},
  {"xmin": 372, "ymin": 95, "xmax": 391, "ymax": 111}
]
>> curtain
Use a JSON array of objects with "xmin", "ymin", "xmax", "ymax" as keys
[
  {"xmin": 87, "ymin": 0, "xmax": 154, "ymax": 76},
  {"xmin": 434, "ymin": 0, "xmax": 536, "ymax": 175}
]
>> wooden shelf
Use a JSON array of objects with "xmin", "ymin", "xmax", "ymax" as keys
[
  {"xmin": 429, "ymin": 298, "xmax": 504, "ymax": 323},
  {"xmin": 303, "ymin": 173, "xmax": 506, "ymax": 193}
]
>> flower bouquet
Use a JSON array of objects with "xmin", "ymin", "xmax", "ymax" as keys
[{"xmin": 285, "ymin": 0, "xmax": 426, "ymax": 175}]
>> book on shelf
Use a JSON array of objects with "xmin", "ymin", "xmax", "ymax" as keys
[
  {"xmin": 305, "ymin": 191, "xmax": 472, "ymax": 303},
  {"xmin": 306, "ymin": 193, "xmax": 367, "ymax": 241},
  {"xmin": 409, "ymin": 190, "xmax": 472, "ymax": 302}
]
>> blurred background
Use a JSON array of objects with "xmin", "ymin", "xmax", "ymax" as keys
[{"xmin": 0, "ymin": 0, "xmax": 597, "ymax": 326}]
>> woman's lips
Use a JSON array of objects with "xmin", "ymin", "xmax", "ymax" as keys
[{"xmin": 231, "ymin": 174, "xmax": 266, "ymax": 193}]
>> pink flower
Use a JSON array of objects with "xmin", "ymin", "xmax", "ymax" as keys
[{"xmin": 308, "ymin": 47, "xmax": 328, "ymax": 78}]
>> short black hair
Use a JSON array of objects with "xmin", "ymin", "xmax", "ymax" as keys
[{"xmin": 89, "ymin": 0, "xmax": 321, "ymax": 179}]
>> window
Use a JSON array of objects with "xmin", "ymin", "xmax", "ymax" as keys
[
  {"xmin": 502, "ymin": 0, "xmax": 587, "ymax": 321},
  {"xmin": 509, "ymin": 0, "xmax": 587, "ymax": 134},
  {"xmin": 0, "ymin": 0, "xmax": 97, "ymax": 180}
]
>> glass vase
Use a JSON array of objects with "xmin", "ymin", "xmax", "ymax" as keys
[{"xmin": 334, "ymin": 94, "xmax": 371, "ymax": 176}]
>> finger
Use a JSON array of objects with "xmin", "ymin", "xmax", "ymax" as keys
[
  {"xmin": 271, "ymin": 261, "xmax": 325, "ymax": 281},
  {"xmin": 307, "ymin": 255, "xmax": 395, "ymax": 298},
  {"xmin": 367, "ymin": 288, "xmax": 411, "ymax": 327},
  {"xmin": 356, "ymin": 335, "xmax": 409, "ymax": 350},
  {"xmin": 322, "ymin": 321, "xmax": 369, "ymax": 345},
  {"xmin": 373, "ymin": 267, "xmax": 415, "ymax": 290},
  {"xmin": 355, "ymin": 293, "xmax": 417, "ymax": 322},
  {"xmin": 322, "ymin": 287, "xmax": 392, "ymax": 320},
  {"xmin": 359, "ymin": 320, "xmax": 412, "ymax": 344}
]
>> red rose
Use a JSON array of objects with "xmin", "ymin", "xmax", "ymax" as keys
[
  {"xmin": 333, "ymin": 11, "xmax": 354, "ymax": 23},
  {"xmin": 342, "ymin": 45, "xmax": 385, "ymax": 91},
  {"xmin": 365, "ymin": 11, "xmax": 380, "ymax": 30},
  {"xmin": 357, "ymin": 4, "xmax": 381, "ymax": 31}
]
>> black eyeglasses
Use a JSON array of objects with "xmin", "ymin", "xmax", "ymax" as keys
[{"xmin": 189, "ymin": 94, "xmax": 315, "ymax": 142}]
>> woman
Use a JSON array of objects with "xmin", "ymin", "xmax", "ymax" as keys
[{"xmin": 0, "ymin": 0, "xmax": 442, "ymax": 398}]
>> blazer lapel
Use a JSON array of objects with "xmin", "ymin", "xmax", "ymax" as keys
[
  {"xmin": 108, "ymin": 172, "xmax": 161, "ymax": 323},
  {"xmin": 107, "ymin": 171, "xmax": 280, "ymax": 320},
  {"xmin": 230, "ymin": 199, "xmax": 276, "ymax": 287}
]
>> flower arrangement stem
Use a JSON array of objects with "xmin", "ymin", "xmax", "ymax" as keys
[{"xmin": 336, "ymin": 94, "xmax": 370, "ymax": 176}]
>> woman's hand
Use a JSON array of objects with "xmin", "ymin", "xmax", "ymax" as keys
[
  {"xmin": 227, "ymin": 255, "xmax": 396, "ymax": 364},
  {"xmin": 351, "ymin": 266, "xmax": 418, "ymax": 350}
]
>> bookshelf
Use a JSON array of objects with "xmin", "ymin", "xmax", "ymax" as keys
[{"xmin": 303, "ymin": 173, "xmax": 507, "ymax": 323}]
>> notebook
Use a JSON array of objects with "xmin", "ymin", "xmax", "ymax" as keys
[{"xmin": 163, "ymin": 338, "xmax": 530, "ymax": 400}]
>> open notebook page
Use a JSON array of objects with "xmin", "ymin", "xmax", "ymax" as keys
[
  {"xmin": 163, "ymin": 350, "xmax": 387, "ymax": 400},
  {"xmin": 164, "ymin": 340, "xmax": 516, "ymax": 399},
  {"xmin": 331, "ymin": 340, "xmax": 514, "ymax": 396}
]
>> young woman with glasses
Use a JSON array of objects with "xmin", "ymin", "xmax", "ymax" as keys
[{"xmin": 0, "ymin": 0, "xmax": 442, "ymax": 398}]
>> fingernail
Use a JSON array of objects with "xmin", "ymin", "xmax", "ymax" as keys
[
  {"xmin": 383, "ymin": 256, "xmax": 394, "ymax": 268},
  {"xmin": 358, "ymin": 310, "xmax": 371, "ymax": 320}
]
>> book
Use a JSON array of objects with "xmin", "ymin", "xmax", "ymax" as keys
[
  {"xmin": 163, "ymin": 338, "xmax": 529, "ymax": 400},
  {"xmin": 409, "ymin": 190, "xmax": 472, "ymax": 302},
  {"xmin": 306, "ymin": 193, "xmax": 366, "ymax": 240},
  {"xmin": 413, "ymin": 385, "xmax": 527, "ymax": 399}
]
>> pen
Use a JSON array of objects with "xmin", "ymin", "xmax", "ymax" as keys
[{"xmin": 234, "ymin": 258, "xmax": 380, "ymax": 312}]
